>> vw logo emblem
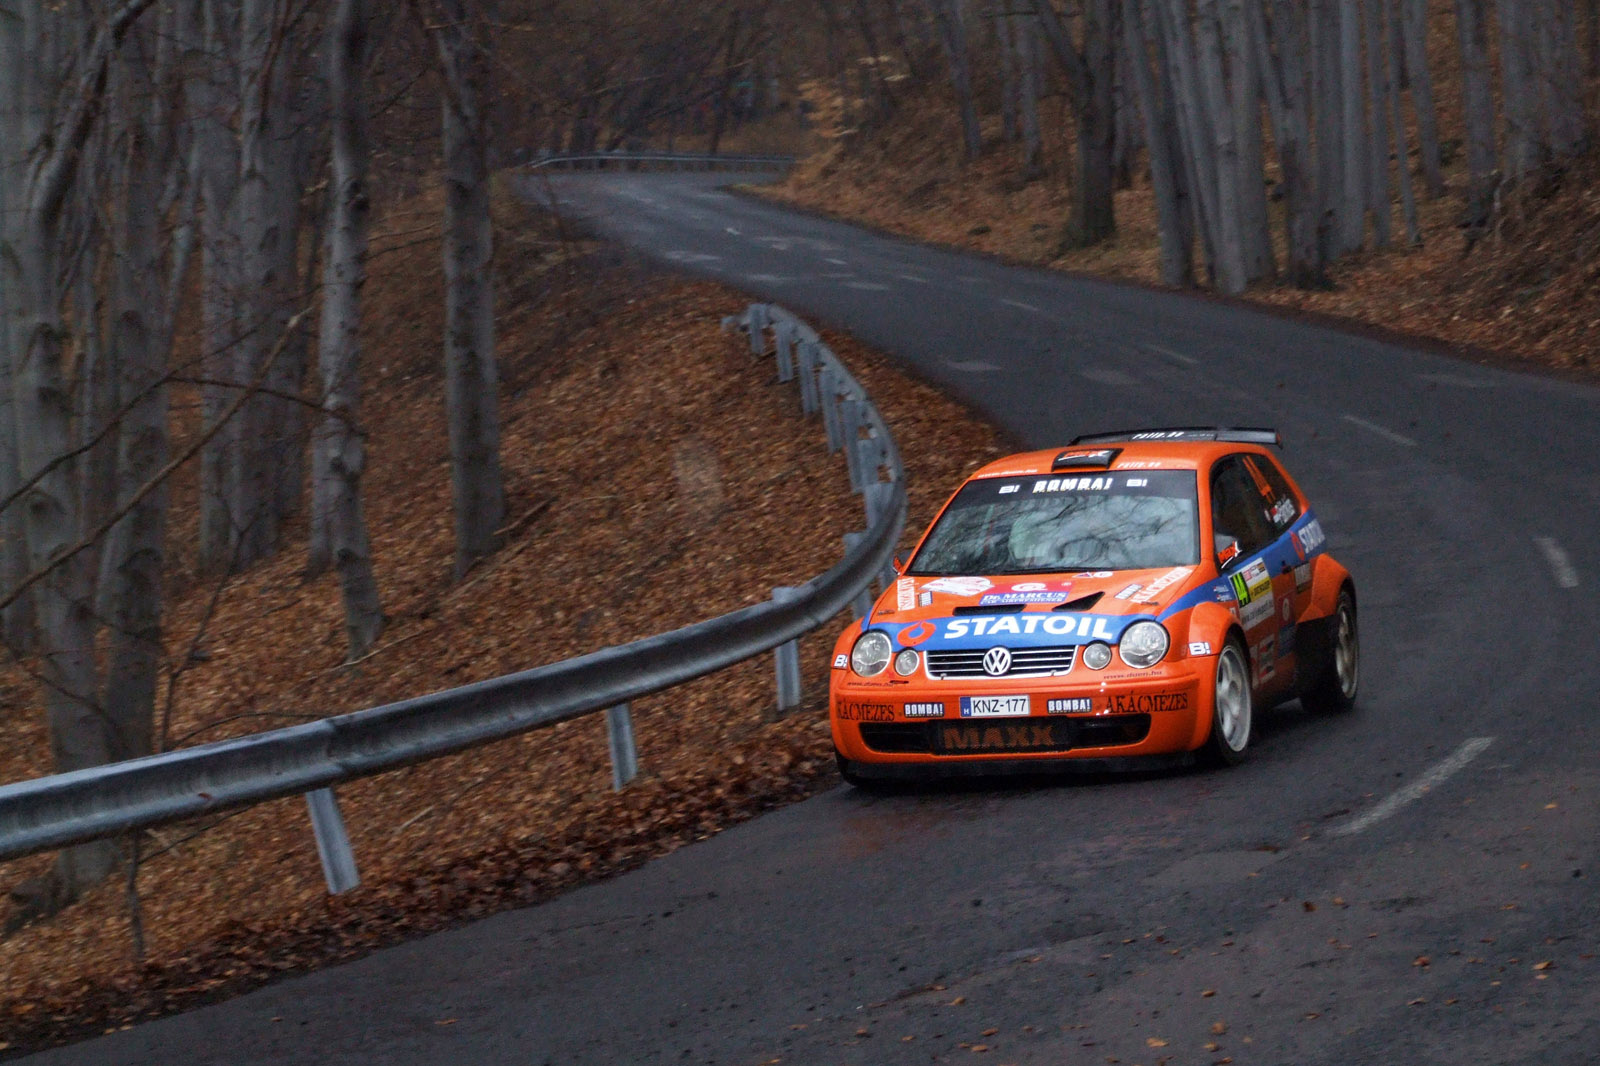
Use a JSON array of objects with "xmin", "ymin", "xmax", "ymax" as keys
[{"xmin": 982, "ymin": 646, "xmax": 1012, "ymax": 676}]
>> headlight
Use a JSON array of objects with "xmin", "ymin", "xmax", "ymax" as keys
[
  {"xmin": 894, "ymin": 648, "xmax": 921, "ymax": 676},
  {"xmin": 851, "ymin": 631, "xmax": 893, "ymax": 676},
  {"xmin": 1081, "ymin": 642, "xmax": 1113, "ymax": 670},
  {"xmin": 1118, "ymin": 621, "xmax": 1170, "ymax": 669}
]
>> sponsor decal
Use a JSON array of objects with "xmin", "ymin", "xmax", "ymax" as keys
[
  {"xmin": 904, "ymin": 702, "xmax": 945, "ymax": 718},
  {"xmin": 937, "ymin": 722, "xmax": 1064, "ymax": 753},
  {"xmin": 1188, "ymin": 641, "xmax": 1212, "ymax": 656},
  {"xmin": 1130, "ymin": 566, "xmax": 1193, "ymax": 605},
  {"xmin": 943, "ymin": 614, "xmax": 1117, "ymax": 640},
  {"xmin": 998, "ymin": 484, "xmax": 1021, "ymax": 495},
  {"xmin": 836, "ymin": 700, "xmax": 895, "ymax": 722},
  {"xmin": 1131, "ymin": 430, "xmax": 1191, "ymax": 439},
  {"xmin": 1240, "ymin": 596, "xmax": 1275, "ymax": 629},
  {"xmin": 985, "ymin": 468, "xmax": 1039, "ymax": 477},
  {"xmin": 1117, "ymin": 459, "xmax": 1166, "ymax": 469},
  {"xmin": 1053, "ymin": 448, "xmax": 1117, "ymax": 466},
  {"xmin": 1293, "ymin": 563, "xmax": 1312, "ymax": 591},
  {"xmin": 1255, "ymin": 636, "xmax": 1276, "ymax": 681},
  {"xmin": 1296, "ymin": 519, "xmax": 1327, "ymax": 555},
  {"xmin": 1077, "ymin": 571, "xmax": 1114, "ymax": 579},
  {"xmin": 896, "ymin": 578, "xmax": 916, "ymax": 612},
  {"xmin": 1047, "ymin": 697, "xmax": 1093, "ymax": 714},
  {"xmin": 1270, "ymin": 497, "xmax": 1296, "ymax": 528},
  {"xmin": 923, "ymin": 576, "xmax": 993, "ymax": 596},
  {"xmin": 1012, "ymin": 582, "xmax": 1047, "ymax": 591},
  {"xmin": 1277, "ymin": 623, "xmax": 1296, "ymax": 658},
  {"xmin": 1125, "ymin": 477, "xmax": 1149, "ymax": 488},
  {"xmin": 1280, "ymin": 597, "xmax": 1293, "ymax": 622},
  {"xmin": 980, "ymin": 591, "xmax": 1070, "ymax": 605},
  {"xmin": 960, "ymin": 694, "xmax": 1031, "ymax": 718},
  {"xmin": 919, "ymin": 590, "xmax": 934, "ymax": 607},
  {"xmin": 1109, "ymin": 692, "xmax": 1190, "ymax": 713},
  {"xmin": 833, "ymin": 653, "xmax": 849, "ymax": 670},
  {"xmin": 1213, "ymin": 582, "xmax": 1236, "ymax": 603},
  {"xmin": 1217, "ymin": 541, "xmax": 1241, "ymax": 566},
  {"xmin": 1032, "ymin": 476, "xmax": 1115, "ymax": 493},
  {"xmin": 899, "ymin": 621, "xmax": 936, "ymax": 647},
  {"xmin": 1115, "ymin": 583, "xmax": 1143, "ymax": 600}
]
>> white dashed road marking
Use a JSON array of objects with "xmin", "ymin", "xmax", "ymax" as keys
[
  {"xmin": 1144, "ymin": 343, "xmax": 1198, "ymax": 366},
  {"xmin": 1534, "ymin": 537, "xmax": 1580, "ymax": 588},
  {"xmin": 1080, "ymin": 367, "xmax": 1139, "ymax": 386},
  {"xmin": 1417, "ymin": 371, "xmax": 1495, "ymax": 389},
  {"xmin": 897, "ymin": 274, "xmax": 930, "ymax": 284},
  {"xmin": 1332, "ymin": 737, "xmax": 1495, "ymax": 837},
  {"xmin": 945, "ymin": 359, "xmax": 1002, "ymax": 373},
  {"xmin": 825, "ymin": 257, "xmax": 848, "ymax": 265},
  {"xmin": 845, "ymin": 281, "xmax": 891, "ymax": 291},
  {"xmin": 1001, "ymin": 298, "xmax": 1042, "ymax": 313},
  {"xmin": 664, "ymin": 250, "xmax": 721, "ymax": 264},
  {"xmin": 1342, "ymin": 414, "xmax": 1417, "ymax": 447}
]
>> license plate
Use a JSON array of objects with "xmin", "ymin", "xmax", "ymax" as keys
[{"xmin": 959, "ymin": 694, "xmax": 1030, "ymax": 718}]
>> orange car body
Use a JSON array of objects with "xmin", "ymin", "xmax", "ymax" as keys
[{"xmin": 829, "ymin": 430, "xmax": 1354, "ymax": 776}]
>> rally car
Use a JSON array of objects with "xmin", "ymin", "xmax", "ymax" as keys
[{"xmin": 830, "ymin": 428, "xmax": 1357, "ymax": 783}]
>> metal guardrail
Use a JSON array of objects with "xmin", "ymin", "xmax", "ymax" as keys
[
  {"xmin": 525, "ymin": 151, "xmax": 795, "ymax": 173},
  {"xmin": 0, "ymin": 306, "xmax": 903, "ymax": 894}
]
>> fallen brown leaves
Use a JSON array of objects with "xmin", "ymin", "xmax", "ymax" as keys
[{"xmin": 0, "ymin": 189, "xmax": 1003, "ymax": 1052}]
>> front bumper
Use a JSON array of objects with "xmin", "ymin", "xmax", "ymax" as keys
[{"xmin": 829, "ymin": 662, "xmax": 1208, "ymax": 765}]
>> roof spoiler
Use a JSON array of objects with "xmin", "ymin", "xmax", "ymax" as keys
[{"xmin": 1069, "ymin": 427, "xmax": 1282, "ymax": 447}]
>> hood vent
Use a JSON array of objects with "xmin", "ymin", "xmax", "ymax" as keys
[
  {"xmin": 951, "ymin": 603, "xmax": 1025, "ymax": 615},
  {"xmin": 1053, "ymin": 592, "xmax": 1104, "ymax": 612}
]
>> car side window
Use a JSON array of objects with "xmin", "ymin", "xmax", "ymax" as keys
[
  {"xmin": 1244, "ymin": 455, "xmax": 1300, "ymax": 533},
  {"xmin": 1210, "ymin": 457, "xmax": 1275, "ymax": 562}
]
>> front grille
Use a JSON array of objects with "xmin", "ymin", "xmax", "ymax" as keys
[
  {"xmin": 924, "ymin": 646, "xmax": 1077, "ymax": 680},
  {"xmin": 857, "ymin": 715, "xmax": 1151, "ymax": 756}
]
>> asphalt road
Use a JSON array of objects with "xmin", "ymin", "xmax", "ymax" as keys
[{"xmin": 30, "ymin": 173, "xmax": 1600, "ymax": 1065}]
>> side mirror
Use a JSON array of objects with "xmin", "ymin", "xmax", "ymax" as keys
[{"xmin": 894, "ymin": 553, "xmax": 909, "ymax": 573}]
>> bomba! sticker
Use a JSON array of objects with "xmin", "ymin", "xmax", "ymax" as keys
[
  {"xmin": 942, "ymin": 614, "xmax": 1117, "ymax": 640},
  {"xmin": 923, "ymin": 576, "xmax": 993, "ymax": 596},
  {"xmin": 904, "ymin": 702, "xmax": 945, "ymax": 718},
  {"xmin": 1188, "ymin": 641, "xmax": 1212, "ymax": 656},
  {"xmin": 1047, "ymin": 698, "xmax": 1093, "ymax": 714},
  {"xmin": 833, "ymin": 653, "xmax": 849, "ymax": 670}
]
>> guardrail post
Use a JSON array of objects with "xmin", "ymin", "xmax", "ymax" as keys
[
  {"xmin": 772, "ymin": 587, "xmax": 803, "ymax": 714},
  {"xmin": 841, "ymin": 400, "xmax": 865, "ymax": 490},
  {"xmin": 747, "ymin": 305, "xmax": 768, "ymax": 354},
  {"xmin": 605, "ymin": 704, "xmax": 639, "ymax": 790},
  {"xmin": 797, "ymin": 341, "xmax": 819, "ymax": 415},
  {"xmin": 774, "ymin": 321, "xmax": 795, "ymax": 382},
  {"xmin": 819, "ymin": 364, "xmax": 842, "ymax": 450},
  {"xmin": 305, "ymin": 788, "xmax": 360, "ymax": 895}
]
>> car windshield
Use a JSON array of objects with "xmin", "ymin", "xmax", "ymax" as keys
[{"xmin": 909, "ymin": 470, "xmax": 1200, "ymax": 575}]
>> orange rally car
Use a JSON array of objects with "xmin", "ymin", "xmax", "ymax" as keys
[{"xmin": 829, "ymin": 428, "xmax": 1358, "ymax": 783}]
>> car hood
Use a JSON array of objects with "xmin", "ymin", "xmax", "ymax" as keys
[{"xmin": 867, "ymin": 567, "xmax": 1200, "ymax": 649}]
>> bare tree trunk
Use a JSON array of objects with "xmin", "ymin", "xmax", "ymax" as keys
[
  {"xmin": 1124, "ymin": 0, "xmax": 1194, "ymax": 287},
  {"xmin": 1337, "ymin": 0, "xmax": 1366, "ymax": 253},
  {"xmin": 1153, "ymin": 0, "xmax": 1221, "ymax": 283},
  {"xmin": 996, "ymin": 9, "xmax": 1020, "ymax": 142},
  {"xmin": 1537, "ymin": 0, "xmax": 1587, "ymax": 160},
  {"xmin": 1224, "ymin": 0, "xmax": 1273, "ymax": 282},
  {"xmin": 1496, "ymin": 0, "xmax": 1537, "ymax": 187},
  {"xmin": 1034, "ymin": 0, "xmax": 1118, "ymax": 248},
  {"xmin": 1258, "ymin": 0, "xmax": 1327, "ymax": 287},
  {"xmin": 1195, "ymin": 0, "xmax": 1247, "ymax": 292},
  {"xmin": 0, "ymin": 0, "xmax": 37, "ymax": 650},
  {"xmin": 1386, "ymin": 0, "xmax": 1421, "ymax": 245},
  {"xmin": 103, "ymin": 22, "xmax": 170, "ymax": 768},
  {"xmin": 928, "ymin": 0, "xmax": 982, "ymax": 159},
  {"xmin": 1313, "ymin": 0, "xmax": 1344, "ymax": 262},
  {"xmin": 1454, "ymin": 0, "xmax": 1497, "ymax": 229},
  {"xmin": 188, "ymin": 0, "xmax": 241, "ymax": 572},
  {"xmin": 432, "ymin": 0, "xmax": 505, "ymax": 580},
  {"xmin": 1362, "ymin": 0, "xmax": 1392, "ymax": 249},
  {"xmin": 315, "ymin": 0, "xmax": 383, "ymax": 657},
  {"xmin": 1399, "ymin": 0, "xmax": 1445, "ymax": 196},
  {"xmin": 1017, "ymin": 13, "xmax": 1043, "ymax": 177}
]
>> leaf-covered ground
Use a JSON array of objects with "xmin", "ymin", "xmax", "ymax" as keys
[{"xmin": 0, "ymin": 190, "xmax": 1004, "ymax": 1054}]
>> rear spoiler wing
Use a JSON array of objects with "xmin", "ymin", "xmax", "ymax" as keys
[{"xmin": 1069, "ymin": 427, "xmax": 1281, "ymax": 447}]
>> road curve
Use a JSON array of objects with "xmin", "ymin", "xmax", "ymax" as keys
[{"xmin": 26, "ymin": 174, "xmax": 1600, "ymax": 1065}]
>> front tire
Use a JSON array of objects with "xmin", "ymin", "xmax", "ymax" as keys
[
  {"xmin": 1204, "ymin": 637, "xmax": 1253, "ymax": 766},
  {"xmin": 1303, "ymin": 588, "xmax": 1359, "ymax": 714}
]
